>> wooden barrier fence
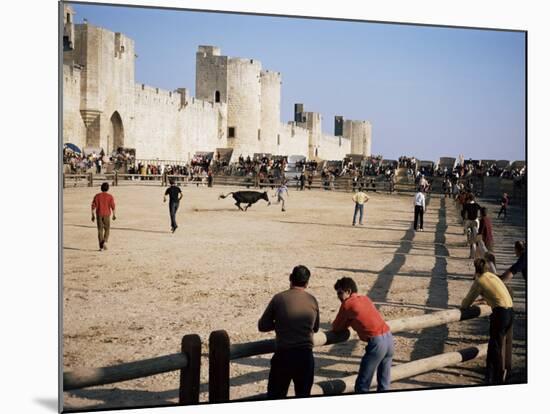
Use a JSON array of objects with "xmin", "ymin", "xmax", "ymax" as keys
[
  {"xmin": 209, "ymin": 305, "xmax": 492, "ymax": 402},
  {"xmin": 63, "ymin": 172, "xmax": 400, "ymax": 193},
  {"xmin": 63, "ymin": 334, "xmax": 201, "ymax": 405},
  {"xmin": 311, "ymin": 344, "xmax": 487, "ymax": 396}
]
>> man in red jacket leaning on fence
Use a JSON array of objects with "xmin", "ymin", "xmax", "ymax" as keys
[
  {"xmin": 258, "ymin": 265, "xmax": 320, "ymax": 399},
  {"xmin": 91, "ymin": 182, "xmax": 116, "ymax": 251},
  {"xmin": 331, "ymin": 277, "xmax": 394, "ymax": 393}
]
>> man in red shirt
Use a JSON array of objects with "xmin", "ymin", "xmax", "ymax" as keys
[
  {"xmin": 91, "ymin": 182, "xmax": 116, "ymax": 251},
  {"xmin": 331, "ymin": 277, "xmax": 394, "ymax": 392}
]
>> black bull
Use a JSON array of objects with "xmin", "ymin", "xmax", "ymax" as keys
[{"xmin": 218, "ymin": 191, "xmax": 271, "ymax": 211}]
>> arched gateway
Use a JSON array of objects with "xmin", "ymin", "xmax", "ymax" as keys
[{"xmin": 109, "ymin": 111, "xmax": 124, "ymax": 153}]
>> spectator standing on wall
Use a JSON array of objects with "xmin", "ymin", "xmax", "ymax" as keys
[
  {"xmin": 307, "ymin": 171, "xmax": 313, "ymax": 190},
  {"xmin": 163, "ymin": 179, "xmax": 183, "ymax": 233},
  {"xmin": 258, "ymin": 265, "xmax": 320, "ymax": 398},
  {"xmin": 446, "ymin": 178, "xmax": 453, "ymax": 198},
  {"xmin": 207, "ymin": 169, "xmax": 213, "ymax": 188},
  {"xmin": 91, "ymin": 182, "xmax": 116, "ymax": 251},
  {"xmin": 461, "ymin": 193, "xmax": 482, "ymax": 259},
  {"xmin": 329, "ymin": 172, "xmax": 335, "ymax": 191},
  {"xmin": 331, "ymin": 277, "xmax": 394, "ymax": 392}
]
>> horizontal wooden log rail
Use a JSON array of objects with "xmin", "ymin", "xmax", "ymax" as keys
[
  {"xmin": 229, "ymin": 305, "xmax": 491, "ymax": 360},
  {"xmin": 63, "ymin": 352, "xmax": 188, "ymax": 390},
  {"xmin": 62, "ymin": 172, "xmax": 399, "ymax": 193},
  {"xmin": 63, "ymin": 334, "xmax": 201, "ymax": 405},
  {"xmin": 311, "ymin": 344, "xmax": 488, "ymax": 395},
  {"xmin": 210, "ymin": 305, "xmax": 491, "ymax": 402},
  {"xmin": 237, "ymin": 343, "xmax": 488, "ymax": 401}
]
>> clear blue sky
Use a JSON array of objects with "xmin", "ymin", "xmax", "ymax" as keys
[{"xmin": 69, "ymin": 2, "xmax": 526, "ymax": 162}]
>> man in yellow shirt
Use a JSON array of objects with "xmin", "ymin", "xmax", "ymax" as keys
[
  {"xmin": 352, "ymin": 189, "xmax": 369, "ymax": 226},
  {"xmin": 461, "ymin": 258, "xmax": 514, "ymax": 385}
]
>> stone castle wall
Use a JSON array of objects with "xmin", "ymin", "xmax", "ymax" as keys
[
  {"xmin": 318, "ymin": 134, "xmax": 351, "ymax": 160},
  {"xmin": 62, "ymin": 65, "xmax": 87, "ymax": 149},
  {"xmin": 132, "ymin": 86, "xmax": 227, "ymax": 161},
  {"xmin": 277, "ymin": 123, "xmax": 309, "ymax": 156},
  {"xmin": 62, "ymin": 11, "xmax": 372, "ymax": 163}
]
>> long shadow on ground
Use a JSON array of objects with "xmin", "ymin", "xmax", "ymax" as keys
[{"xmin": 410, "ymin": 197, "xmax": 450, "ymax": 360}]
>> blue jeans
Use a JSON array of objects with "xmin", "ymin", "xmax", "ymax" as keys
[
  {"xmin": 169, "ymin": 201, "xmax": 179, "ymax": 230},
  {"xmin": 355, "ymin": 332, "xmax": 394, "ymax": 393},
  {"xmin": 353, "ymin": 203, "xmax": 364, "ymax": 225}
]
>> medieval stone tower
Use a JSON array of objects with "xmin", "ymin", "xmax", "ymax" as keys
[
  {"xmin": 63, "ymin": 5, "xmax": 136, "ymax": 154},
  {"xmin": 339, "ymin": 118, "xmax": 372, "ymax": 158},
  {"xmin": 259, "ymin": 70, "xmax": 282, "ymax": 155},
  {"xmin": 196, "ymin": 46, "xmax": 281, "ymax": 157}
]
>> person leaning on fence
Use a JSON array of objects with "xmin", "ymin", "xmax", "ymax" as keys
[
  {"xmin": 352, "ymin": 189, "xmax": 369, "ymax": 226},
  {"xmin": 485, "ymin": 251, "xmax": 514, "ymax": 377},
  {"xmin": 331, "ymin": 277, "xmax": 394, "ymax": 393},
  {"xmin": 258, "ymin": 265, "xmax": 320, "ymax": 399},
  {"xmin": 91, "ymin": 182, "xmax": 116, "ymax": 251},
  {"xmin": 461, "ymin": 258, "xmax": 514, "ymax": 385},
  {"xmin": 461, "ymin": 193, "xmax": 482, "ymax": 258},
  {"xmin": 163, "ymin": 179, "xmax": 182, "ymax": 233},
  {"xmin": 477, "ymin": 207, "xmax": 494, "ymax": 254},
  {"xmin": 501, "ymin": 241, "xmax": 527, "ymax": 281}
]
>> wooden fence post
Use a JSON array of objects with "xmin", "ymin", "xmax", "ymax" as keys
[
  {"xmin": 209, "ymin": 330, "xmax": 230, "ymax": 403},
  {"xmin": 179, "ymin": 334, "xmax": 201, "ymax": 405},
  {"xmin": 88, "ymin": 172, "xmax": 93, "ymax": 187}
]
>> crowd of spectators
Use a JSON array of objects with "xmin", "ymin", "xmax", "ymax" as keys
[
  {"xmin": 64, "ymin": 147, "xmax": 526, "ymax": 192},
  {"xmin": 432, "ymin": 160, "xmax": 526, "ymax": 181},
  {"xmin": 399, "ymin": 155, "xmax": 417, "ymax": 170},
  {"xmin": 111, "ymin": 148, "xmax": 135, "ymax": 171},
  {"xmin": 190, "ymin": 153, "xmax": 211, "ymax": 170},
  {"xmin": 63, "ymin": 148, "xmax": 107, "ymax": 174}
]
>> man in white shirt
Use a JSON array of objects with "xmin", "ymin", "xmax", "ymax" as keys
[{"xmin": 414, "ymin": 188, "xmax": 426, "ymax": 231}]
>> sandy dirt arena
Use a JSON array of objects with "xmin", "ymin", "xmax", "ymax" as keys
[{"xmin": 62, "ymin": 183, "xmax": 526, "ymax": 410}]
